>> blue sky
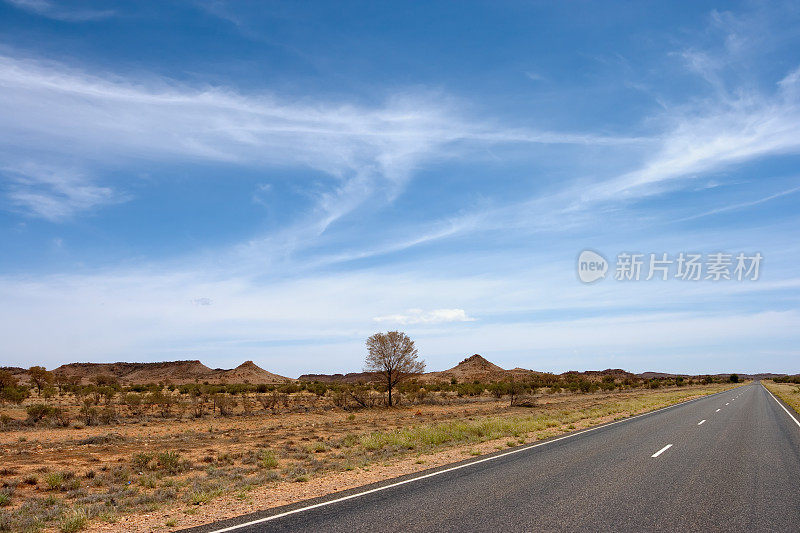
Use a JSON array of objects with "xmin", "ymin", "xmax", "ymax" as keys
[{"xmin": 1, "ymin": 1, "xmax": 799, "ymax": 375}]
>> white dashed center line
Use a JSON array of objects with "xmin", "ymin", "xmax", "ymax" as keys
[
  {"xmin": 698, "ymin": 420, "xmax": 706, "ymax": 425},
  {"xmin": 716, "ymin": 409, "xmax": 721, "ymax": 412},
  {"xmin": 651, "ymin": 444, "xmax": 673, "ymax": 458}
]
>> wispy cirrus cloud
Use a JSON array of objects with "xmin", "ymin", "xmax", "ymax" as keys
[
  {"xmin": 575, "ymin": 7, "xmax": 800, "ymax": 206},
  {"xmin": 582, "ymin": 66, "xmax": 800, "ymax": 204},
  {"xmin": 5, "ymin": 0, "xmax": 114, "ymax": 21},
  {"xmin": 0, "ymin": 54, "xmax": 638, "ymax": 224},
  {"xmin": 2, "ymin": 163, "xmax": 121, "ymax": 220},
  {"xmin": 412, "ymin": 53, "xmax": 800, "ymax": 248}
]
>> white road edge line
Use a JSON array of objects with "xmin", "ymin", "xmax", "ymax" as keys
[
  {"xmin": 651, "ymin": 444, "xmax": 673, "ymax": 458},
  {"xmin": 763, "ymin": 384, "xmax": 800, "ymax": 429},
  {"xmin": 698, "ymin": 420, "xmax": 706, "ymax": 425},
  {"xmin": 204, "ymin": 390, "xmax": 728, "ymax": 533}
]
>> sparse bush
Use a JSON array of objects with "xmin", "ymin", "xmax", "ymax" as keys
[
  {"xmin": 79, "ymin": 399, "xmax": 98, "ymax": 425},
  {"xmin": 187, "ymin": 488, "xmax": 222, "ymax": 505},
  {"xmin": 132, "ymin": 452, "xmax": 154, "ymax": 470},
  {"xmin": 157, "ymin": 451, "xmax": 182, "ymax": 474},
  {"xmin": 341, "ymin": 434, "xmax": 359, "ymax": 447},
  {"xmin": 26, "ymin": 403, "xmax": 58, "ymax": 423},
  {"xmin": 211, "ymin": 393, "xmax": 236, "ymax": 416},
  {"xmin": 132, "ymin": 451, "xmax": 185, "ymax": 474},
  {"xmin": 0, "ymin": 385, "xmax": 30, "ymax": 405},
  {"xmin": 0, "ymin": 414, "xmax": 15, "ymax": 430},
  {"xmin": 258, "ymin": 450, "xmax": 278, "ymax": 469},
  {"xmin": 58, "ymin": 507, "xmax": 88, "ymax": 532},
  {"xmin": 310, "ymin": 442, "xmax": 328, "ymax": 453},
  {"xmin": 44, "ymin": 472, "xmax": 63, "ymax": 490}
]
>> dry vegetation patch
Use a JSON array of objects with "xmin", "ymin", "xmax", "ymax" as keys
[{"xmin": 763, "ymin": 381, "xmax": 800, "ymax": 415}]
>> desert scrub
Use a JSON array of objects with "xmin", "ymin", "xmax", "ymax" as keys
[
  {"xmin": 0, "ymin": 495, "xmax": 66, "ymax": 531},
  {"xmin": 138, "ymin": 474, "xmax": 157, "ymax": 488},
  {"xmin": 309, "ymin": 442, "xmax": 328, "ymax": 453},
  {"xmin": 0, "ymin": 493, "xmax": 9, "ymax": 507},
  {"xmin": 187, "ymin": 488, "xmax": 223, "ymax": 506},
  {"xmin": 763, "ymin": 382, "xmax": 800, "ymax": 415},
  {"xmin": 358, "ymin": 386, "xmax": 732, "ymax": 453},
  {"xmin": 59, "ymin": 507, "xmax": 88, "ymax": 532},
  {"xmin": 340, "ymin": 433, "xmax": 359, "ymax": 447},
  {"xmin": 45, "ymin": 472, "xmax": 65, "ymax": 491},
  {"xmin": 157, "ymin": 451, "xmax": 183, "ymax": 474},
  {"xmin": 132, "ymin": 451, "xmax": 189, "ymax": 474},
  {"xmin": 359, "ymin": 415, "xmax": 548, "ymax": 451},
  {"xmin": 132, "ymin": 452, "xmax": 154, "ymax": 470},
  {"xmin": 257, "ymin": 449, "xmax": 279, "ymax": 469}
]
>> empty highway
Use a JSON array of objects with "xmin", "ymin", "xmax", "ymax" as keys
[{"xmin": 189, "ymin": 383, "xmax": 800, "ymax": 533}]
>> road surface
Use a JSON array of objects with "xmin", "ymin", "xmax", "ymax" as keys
[{"xmin": 187, "ymin": 383, "xmax": 800, "ymax": 532}]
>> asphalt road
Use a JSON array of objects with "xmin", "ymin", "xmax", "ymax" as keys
[{"xmin": 188, "ymin": 383, "xmax": 800, "ymax": 533}]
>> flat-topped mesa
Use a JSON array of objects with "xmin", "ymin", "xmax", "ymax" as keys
[{"xmin": 46, "ymin": 360, "xmax": 292, "ymax": 385}]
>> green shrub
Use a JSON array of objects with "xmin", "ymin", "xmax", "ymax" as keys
[
  {"xmin": 258, "ymin": 450, "xmax": 278, "ymax": 469},
  {"xmin": 132, "ymin": 452, "xmax": 154, "ymax": 470},
  {"xmin": 0, "ymin": 385, "xmax": 30, "ymax": 405},
  {"xmin": 59, "ymin": 507, "xmax": 88, "ymax": 532},
  {"xmin": 45, "ymin": 472, "xmax": 65, "ymax": 491},
  {"xmin": 187, "ymin": 489, "xmax": 222, "ymax": 505},
  {"xmin": 311, "ymin": 442, "xmax": 328, "ymax": 453},
  {"xmin": 341, "ymin": 434, "xmax": 359, "ymax": 447},
  {"xmin": 157, "ymin": 451, "xmax": 182, "ymax": 474},
  {"xmin": 26, "ymin": 403, "xmax": 60, "ymax": 423}
]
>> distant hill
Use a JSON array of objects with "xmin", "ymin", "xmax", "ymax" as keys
[
  {"xmin": 422, "ymin": 354, "xmax": 508, "ymax": 383},
  {"xmin": 49, "ymin": 360, "xmax": 292, "ymax": 385},
  {"xmin": 7, "ymin": 357, "xmax": 792, "ymax": 386},
  {"xmin": 302, "ymin": 354, "xmax": 542, "ymax": 384},
  {"xmin": 298, "ymin": 371, "xmax": 382, "ymax": 383},
  {"xmin": 221, "ymin": 361, "xmax": 292, "ymax": 384},
  {"xmin": 299, "ymin": 354, "xmax": 792, "ymax": 385},
  {"xmin": 638, "ymin": 371, "xmax": 787, "ymax": 381},
  {"xmin": 0, "ymin": 367, "xmax": 29, "ymax": 384}
]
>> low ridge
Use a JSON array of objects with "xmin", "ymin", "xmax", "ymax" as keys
[{"xmin": 45, "ymin": 360, "xmax": 292, "ymax": 385}]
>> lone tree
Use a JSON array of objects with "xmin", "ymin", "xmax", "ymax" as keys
[
  {"xmin": 28, "ymin": 366, "xmax": 53, "ymax": 395},
  {"xmin": 364, "ymin": 331, "xmax": 425, "ymax": 407}
]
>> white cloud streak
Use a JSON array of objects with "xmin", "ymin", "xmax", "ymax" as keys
[
  {"xmin": 373, "ymin": 308, "xmax": 475, "ymax": 325},
  {"xmin": 2, "ymin": 163, "xmax": 121, "ymax": 220},
  {"xmin": 5, "ymin": 0, "xmax": 114, "ymax": 21}
]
